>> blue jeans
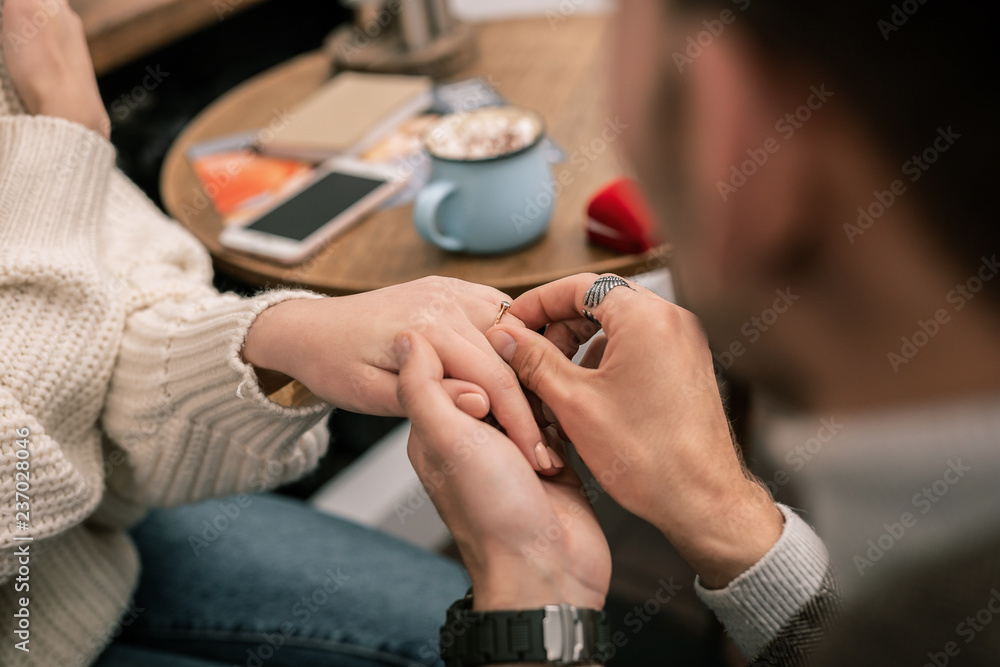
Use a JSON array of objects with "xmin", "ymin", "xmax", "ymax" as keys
[{"xmin": 93, "ymin": 494, "xmax": 469, "ymax": 667}]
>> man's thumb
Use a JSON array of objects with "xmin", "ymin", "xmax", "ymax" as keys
[
  {"xmin": 487, "ymin": 325, "xmax": 583, "ymax": 407},
  {"xmin": 395, "ymin": 332, "xmax": 450, "ymax": 420}
]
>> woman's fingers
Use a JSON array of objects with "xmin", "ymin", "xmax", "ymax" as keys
[
  {"xmin": 396, "ymin": 333, "xmax": 484, "ymax": 460},
  {"xmin": 424, "ymin": 326, "xmax": 549, "ymax": 472}
]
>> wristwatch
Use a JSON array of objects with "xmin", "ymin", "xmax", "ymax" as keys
[{"xmin": 440, "ymin": 590, "xmax": 610, "ymax": 666}]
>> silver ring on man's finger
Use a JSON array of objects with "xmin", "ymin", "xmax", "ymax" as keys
[{"xmin": 582, "ymin": 275, "xmax": 634, "ymax": 310}]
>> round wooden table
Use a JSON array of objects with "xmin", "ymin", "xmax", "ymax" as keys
[{"xmin": 161, "ymin": 15, "xmax": 670, "ymax": 296}]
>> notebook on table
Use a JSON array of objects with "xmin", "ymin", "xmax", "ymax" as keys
[{"xmin": 257, "ymin": 72, "xmax": 434, "ymax": 162}]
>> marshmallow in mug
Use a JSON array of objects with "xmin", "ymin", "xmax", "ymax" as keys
[{"xmin": 424, "ymin": 108, "xmax": 542, "ymax": 161}]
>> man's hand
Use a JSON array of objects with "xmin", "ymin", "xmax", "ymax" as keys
[
  {"xmin": 2, "ymin": 0, "xmax": 110, "ymax": 138},
  {"xmin": 488, "ymin": 274, "xmax": 784, "ymax": 589},
  {"xmin": 242, "ymin": 277, "xmax": 554, "ymax": 473},
  {"xmin": 397, "ymin": 330, "xmax": 611, "ymax": 611}
]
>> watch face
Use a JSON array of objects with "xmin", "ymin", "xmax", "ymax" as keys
[{"xmin": 441, "ymin": 597, "xmax": 610, "ymax": 666}]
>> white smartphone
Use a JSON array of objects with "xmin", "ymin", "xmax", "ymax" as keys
[{"xmin": 218, "ymin": 158, "xmax": 405, "ymax": 265}]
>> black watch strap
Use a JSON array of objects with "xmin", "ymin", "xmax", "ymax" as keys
[{"xmin": 441, "ymin": 592, "xmax": 610, "ymax": 666}]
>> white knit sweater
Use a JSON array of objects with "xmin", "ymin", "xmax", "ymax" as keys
[{"xmin": 0, "ymin": 24, "xmax": 331, "ymax": 666}]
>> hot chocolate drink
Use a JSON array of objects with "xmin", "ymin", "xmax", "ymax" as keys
[{"xmin": 424, "ymin": 107, "xmax": 543, "ymax": 161}]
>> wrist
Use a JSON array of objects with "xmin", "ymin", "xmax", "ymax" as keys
[
  {"xmin": 470, "ymin": 555, "xmax": 605, "ymax": 611},
  {"xmin": 661, "ymin": 480, "xmax": 784, "ymax": 590},
  {"xmin": 38, "ymin": 96, "xmax": 110, "ymax": 139},
  {"xmin": 242, "ymin": 299, "xmax": 308, "ymax": 389}
]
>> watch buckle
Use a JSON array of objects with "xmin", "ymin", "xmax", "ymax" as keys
[{"xmin": 542, "ymin": 603, "xmax": 585, "ymax": 664}]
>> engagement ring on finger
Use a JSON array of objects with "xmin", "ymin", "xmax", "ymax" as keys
[{"xmin": 494, "ymin": 300, "xmax": 511, "ymax": 326}]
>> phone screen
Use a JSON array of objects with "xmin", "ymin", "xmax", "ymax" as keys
[{"xmin": 244, "ymin": 171, "xmax": 386, "ymax": 241}]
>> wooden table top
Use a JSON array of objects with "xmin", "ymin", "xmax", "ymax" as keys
[
  {"xmin": 160, "ymin": 15, "xmax": 671, "ymax": 296},
  {"xmin": 72, "ymin": 0, "xmax": 269, "ymax": 75}
]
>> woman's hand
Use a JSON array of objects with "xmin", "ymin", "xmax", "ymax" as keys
[
  {"xmin": 487, "ymin": 273, "xmax": 784, "ymax": 589},
  {"xmin": 243, "ymin": 277, "xmax": 553, "ymax": 472},
  {"xmin": 1, "ymin": 0, "xmax": 109, "ymax": 137},
  {"xmin": 397, "ymin": 330, "xmax": 610, "ymax": 611}
]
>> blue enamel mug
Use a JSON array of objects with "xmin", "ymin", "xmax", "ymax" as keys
[{"xmin": 413, "ymin": 107, "xmax": 553, "ymax": 254}]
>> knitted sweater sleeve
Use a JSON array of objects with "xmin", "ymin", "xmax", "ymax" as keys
[
  {"xmin": 98, "ymin": 282, "xmax": 333, "ymax": 511},
  {"xmin": 95, "ymin": 163, "xmax": 332, "ymax": 512},
  {"xmin": 695, "ymin": 504, "xmax": 842, "ymax": 665},
  {"xmin": 0, "ymin": 116, "xmax": 142, "ymax": 593},
  {"xmin": 0, "ymin": 112, "xmax": 331, "ymax": 532}
]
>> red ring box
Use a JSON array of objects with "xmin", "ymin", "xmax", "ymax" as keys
[{"xmin": 585, "ymin": 178, "xmax": 659, "ymax": 254}]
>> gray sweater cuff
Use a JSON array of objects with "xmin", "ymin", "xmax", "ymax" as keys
[{"xmin": 694, "ymin": 504, "xmax": 829, "ymax": 659}]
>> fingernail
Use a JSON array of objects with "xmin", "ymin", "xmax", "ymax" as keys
[
  {"xmin": 489, "ymin": 330, "xmax": 517, "ymax": 363},
  {"xmin": 546, "ymin": 446, "xmax": 565, "ymax": 469},
  {"xmin": 456, "ymin": 392, "xmax": 488, "ymax": 417},
  {"xmin": 394, "ymin": 334, "xmax": 411, "ymax": 364},
  {"xmin": 541, "ymin": 402, "xmax": 557, "ymax": 424},
  {"xmin": 534, "ymin": 441, "xmax": 552, "ymax": 470}
]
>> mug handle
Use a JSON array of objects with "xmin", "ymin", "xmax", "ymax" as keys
[{"xmin": 413, "ymin": 181, "xmax": 464, "ymax": 252}]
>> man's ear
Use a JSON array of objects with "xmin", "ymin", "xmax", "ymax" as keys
[{"xmin": 684, "ymin": 28, "xmax": 828, "ymax": 282}]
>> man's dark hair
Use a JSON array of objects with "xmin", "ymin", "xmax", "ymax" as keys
[{"xmin": 675, "ymin": 0, "xmax": 998, "ymax": 295}]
